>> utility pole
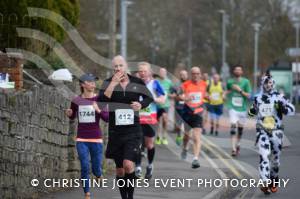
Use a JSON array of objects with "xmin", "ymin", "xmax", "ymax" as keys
[
  {"xmin": 218, "ymin": 10, "xmax": 230, "ymax": 84},
  {"xmin": 109, "ymin": 0, "xmax": 117, "ymax": 59},
  {"xmin": 120, "ymin": 0, "xmax": 127, "ymax": 59},
  {"xmin": 187, "ymin": 16, "xmax": 193, "ymax": 69},
  {"xmin": 253, "ymin": 22, "xmax": 261, "ymax": 94}
]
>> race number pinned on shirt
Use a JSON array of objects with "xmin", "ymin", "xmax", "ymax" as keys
[
  {"xmin": 211, "ymin": 92, "xmax": 220, "ymax": 101},
  {"xmin": 78, "ymin": 105, "xmax": 96, "ymax": 123},
  {"xmin": 232, "ymin": 97, "xmax": 243, "ymax": 107},
  {"xmin": 115, "ymin": 109, "xmax": 134, "ymax": 125},
  {"xmin": 189, "ymin": 92, "xmax": 202, "ymax": 104},
  {"xmin": 259, "ymin": 103, "xmax": 274, "ymax": 117}
]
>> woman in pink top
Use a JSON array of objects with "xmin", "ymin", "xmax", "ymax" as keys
[{"xmin": 65, "ymin": 73, "xmax": 108, "ymax": 199}]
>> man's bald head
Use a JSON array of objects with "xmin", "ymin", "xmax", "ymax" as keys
[
  {"xmin": 190, "ymin": 67, "xmax": 201, "ymax": 82},
  {"xmin": 112, "ymin": 55, "xmax": 128, "ymax": 74}
]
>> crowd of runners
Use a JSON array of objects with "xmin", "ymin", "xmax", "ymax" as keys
[{"xmin": 65, "ymin": 55, "xmax": 295, "ymax": 199}]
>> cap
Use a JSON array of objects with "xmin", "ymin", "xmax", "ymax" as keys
[{"xmin": 79, "ymin": 73, "xmax": 99, "ymax": 82}]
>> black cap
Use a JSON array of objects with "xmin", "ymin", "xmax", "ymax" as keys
[{"xmin": 79, "ymin": 73, "xmax": 99, "ymax": 82}]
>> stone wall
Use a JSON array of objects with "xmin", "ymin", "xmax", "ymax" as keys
[{"xmin": 0, "ymin": 85, "xmax": 80, "ymax": 198}]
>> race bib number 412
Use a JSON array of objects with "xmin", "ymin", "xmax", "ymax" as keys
[
  {"xmin": 115, "ymin": 109, "xmax": 134, "ymax": 125},
  {"xmin": 78, "ymin": 105, "xmax": 96, "ymax": 123}
]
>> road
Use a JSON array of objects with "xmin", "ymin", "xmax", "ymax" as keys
[{"xmin": 43, "ymin": 113, "xmax": 300, "ymax": 199}]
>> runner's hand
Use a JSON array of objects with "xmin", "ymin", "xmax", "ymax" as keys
[
  {"xmin": 65, "ymin": 109, "xmax": 73, "ymax": 117},
  {"xmin": 93, "ymin": 102, "xmax": 101, "ymax": 113},
  {"xmin": 184, "ymin": 95, "xmax": 193, "ymax": 102},
  {"xmin": 232, "ymin": 84, "xmax": 242, "ymax": 92},
  {"xmin": 130, "ymin": 101, "xmax": 142, "ymax": 111},
  {"xmin": 112, "ymin": 72, "xmax": 125, "ymax": 85}
]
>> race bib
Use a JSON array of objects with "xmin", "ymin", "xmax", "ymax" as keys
[
  {"xmin": 78, "ymin": 105, "xmax": 95, "ymax": 123},
  {"xmin": 115, "ymin": 109, "xmax": 134, "ymax": 125},
  {"xmin": 259, "ymin": 103, "xmax": 274, "ymax": 117},
  {"xmin": 211, "ymin": 92, "xmax": 220, "ymax": 101},
  {"xmin": 179, "ymin": 101, "xmax": 185, "ymax": 105},
  {"xmin": 232, "ymin": 97, "xmax": 243, "ymax": 107},
  {"xmin": 189, "ymin": 92, "xmax": 202, "ymax": 104}
]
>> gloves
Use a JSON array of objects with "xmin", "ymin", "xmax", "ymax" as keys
[
  {"xmin": 274, "ymin": 101, "xmax": 288, "ymax": 115},
  {"xmin": 248, "ymin": 105, "xmax": 257, "ymax": 117}
]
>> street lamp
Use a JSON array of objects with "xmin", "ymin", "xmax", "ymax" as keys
[
  {"xmin": 218, "ymin": 10, "xmax": 227, "ymax": 68},
  {"xmin": 218, "ymin": 10, "xmax": 230, "ymax": 83},
  {"xmin": 252, "ymin": 22, "xmax": 261, "ymax": 94},
  {"xmin": 120, "ymin": 0, "xmax": 133, "ymax": 60}
]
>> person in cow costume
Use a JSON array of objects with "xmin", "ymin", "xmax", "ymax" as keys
[{"xmin": 248, "ymin": 70, "xmax": 295, "ymax": 194}]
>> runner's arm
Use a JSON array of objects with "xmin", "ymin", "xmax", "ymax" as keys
[
  {"xmin": 154, "ymin": 80, "xmax": 166, "ymax": 104},
  {"xmin": 248, "ymin": 96, "xmax": 258, "ymax": 117},
  {"xmin": 139, "ymin": 79, "xmax": 154, "ymax": 109},
  {"xmin": 67, "ymin": 101, "xmax": 77, "ymax": 120},
  {"xmin": 99, "ymin": 105, "xmax": 109, "ymax": 122},
  {"xmin": 276, "ymin": 95, "xmax": 295, "ymax": 116}
]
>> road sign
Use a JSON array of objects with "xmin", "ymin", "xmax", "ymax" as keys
[
  {"xmin": 286, "ymin": 48, "xmax": 300, "ymax": 57},
  {"xmin": 292, "ymin": 62, "xmax": 300, "ymax": 72}
]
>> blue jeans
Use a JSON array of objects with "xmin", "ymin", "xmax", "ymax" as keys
[{"xmin": 76, "ymin": 142, "xmax": 103, "ymax": 193}]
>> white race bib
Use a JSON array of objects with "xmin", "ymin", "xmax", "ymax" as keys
[
  {"xmin": 232, "ymin": 97, "xmax": 243, "ymax": 107},
  {"xmin": 78, "ymin": 105, "xmax": 96, "ymax": 123},
  {"xmin": 259, "ymin": 103, "xmax": 274, "ymax": 117},
  {"xmin": 115, "ymin": 109, "xmax": 134, "ymax": 125},
  {"xmin": 211, "ymin": 92, "xmax": 220, "ymax": 101},
  {"xmin": 189, "ymin": 92, "xmax": 202, "ymax": 103}
]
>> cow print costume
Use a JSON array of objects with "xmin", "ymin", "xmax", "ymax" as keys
[{"xmin": 248, "ymin": 72, "xmax": 295, "ymax": 183}]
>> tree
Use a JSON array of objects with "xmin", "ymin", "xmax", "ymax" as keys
[{"xmin": 0, "ymin": 0, "xmax": 79, "ymax": 56}]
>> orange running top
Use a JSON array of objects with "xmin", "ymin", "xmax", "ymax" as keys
[{"xmin": 181, "ymin": 80, "xmax": 207, "ymax": 114}]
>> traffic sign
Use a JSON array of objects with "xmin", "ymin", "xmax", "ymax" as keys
[{"xmin": 286, "ymin": 48, "xmax": 300, "ymax": 57}]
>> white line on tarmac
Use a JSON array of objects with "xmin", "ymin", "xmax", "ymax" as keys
[{"xmin": 165, "ymin": 134, "xmax": 227, "ymax": 199}]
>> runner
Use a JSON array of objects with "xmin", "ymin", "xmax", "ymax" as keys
[
  {"xmin": 65, "ymin": 73, "xmax": 108, "ymax": 199},
  {"xmin": 180, "ymin": 67, "xmax": 207, "ymax": 168},
  {"xmin": 207, "ymin": 73, "xmax": 224, "ymax": 136},
  {"xmin": 226, "ymin": 64, "xmax": 251, "ymax": 156},
  {"xmin": 248, "ymin": 71, "xmax": 295, "ymax": 194},
  {"xmin": 98, "ymin": 55, "xmax": 153, "ymax": 199},
  {"xmin": 155, "ymin": 67, "xmax": 173, "ymax": 145},
  {"xmin": 135, "ymin": 62, "xmax": 165, "ymax": 179},
  {"xmin": 172, "ymin": 69, "xmax": 188, "ymax": 145}
]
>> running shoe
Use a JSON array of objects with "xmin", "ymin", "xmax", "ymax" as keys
[
  {"xmin": 84, "ymin": 193, "xmax": 91, "ymax": 199},
  {"xmin": 175, "ymin": 135, "xmax": 183, "ymax": 146},
  {"xmin": 210, "ymin": 128, "xmax": 214, "ymax": 135},
  {"xmin": 269, "ymin": 177, "xmax": 279, "ymax": 193},
  {"xmin": 231, "ymin": 150, "xmax": 237, "ymax": 157},
  {"xmin": 181, "ymin": 149, "xmax": 187, "ymax": 160},
  {"xmin": 260, "ymin": 186, "xmax": 271, "ymax": 195},
  {"xmin": 161, "ymin": 137, "xmax": 168, "ymax": 145},
  {"xmin": 191, "ymin": 159, "xmax": 200, "ymax": 169},
  {"xmin": 155, "ymin": 137, "xmax": 161, "ymax": 145},
  {"xmin": 135, "ymin": 166, "xmax": 142, "ymax": 179},
  {"xmin": 145, "ymin": 165, "xmax": 153, "ymax": 179},
  {"xmin": 236, "ymin": 145, "xmax": 240, "ymax": 155}
]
